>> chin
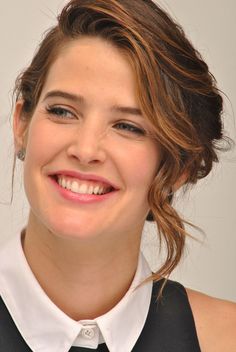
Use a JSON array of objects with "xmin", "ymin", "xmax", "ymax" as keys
[{"xmin": 44, "ymin": 216, "xmax": 103, "ymax": 242}]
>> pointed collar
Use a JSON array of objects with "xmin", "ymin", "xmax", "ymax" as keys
[{"xmin": 0, "ymin": 234, "xmax": 152, "ymax": 352}]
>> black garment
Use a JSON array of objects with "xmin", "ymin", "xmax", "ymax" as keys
[{"xmin": 0, "ymin": 280, "xmax": 201, "ymax": 351}]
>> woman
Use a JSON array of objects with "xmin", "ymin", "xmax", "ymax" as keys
[{"xmin": 0, "ymin": 0, "xmax": 235, "ymax": 351}]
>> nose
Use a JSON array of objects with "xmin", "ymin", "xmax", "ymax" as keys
[{"xmin": 66, "ymin": 120, "xmax": 107, "ymax": 165}]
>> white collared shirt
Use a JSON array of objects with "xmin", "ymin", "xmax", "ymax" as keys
[{"xmin": 0, "ymin": 234, "xmax": 152, "ymax": 352}]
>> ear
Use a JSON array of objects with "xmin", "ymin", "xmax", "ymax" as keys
[{"xmin": 13, "ymin": 100, "xmax": 30, "ymax": 153}]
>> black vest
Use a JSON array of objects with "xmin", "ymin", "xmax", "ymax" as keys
[{"xmin": 0, "ymin": 280, "xmax": 201, "ymax": 351}]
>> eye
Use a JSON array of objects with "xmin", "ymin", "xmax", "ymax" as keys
[
  {"xmin": 46, "ymin": 105, "xmax": 76, "ymax": 120},
  {"xmin": 114, "ymin": 122, "xmax": 146, "ymax": 136}
]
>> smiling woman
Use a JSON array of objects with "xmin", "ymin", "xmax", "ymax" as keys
[
  {"xmin": 0, "ymin": 1, "xmax": 236, "ymax": 352},
  {"xmin": 14, "ymin": 36, "xmax": 160, "ymax": 244}
]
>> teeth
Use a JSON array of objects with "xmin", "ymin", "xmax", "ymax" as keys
[
  {"xmin": 57, "ymin": 176, "xmax": 110, "ymax": 195},
  {"xmin": 71, "ymin": 181, "xmax": 80, "ymax": 193},
  {"xmin": 66, "ymin": 180, "xmax": 71, "ymax": 189},
  {"xmin": 78, "ymin": 184, "xmax": 89, "ymax": 194},
  {"xmin": 62, "ymin": 178, "xmax": 66, "ymax": 188},
  {"xmin": 88, "ymin": 185, "xmax": 94, "ymax": 194},
  {"xmin": 93, "ymin": 186, "xmax": 100, "ymax": 195}
]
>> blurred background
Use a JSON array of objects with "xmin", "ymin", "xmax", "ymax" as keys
[{"xmin": 0, "ymin": 0, "xmax": 235, "ymax": 301}]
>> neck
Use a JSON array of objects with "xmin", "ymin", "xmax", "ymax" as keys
[{"xmin": 22, "ymin": 216, "xmax": 142, "ymax": 320}]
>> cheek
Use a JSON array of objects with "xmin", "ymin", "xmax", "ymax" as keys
[
  {"xmin": 134, "ymin": 162, "xmax": 157, "ymax": 193},
  {"xmin": 25, "ymin": 119, "xmax": 65, "ymax": 163},
  {"xmin": 120, "ymin": 143, "xmax": 160, "ymax": 190}
]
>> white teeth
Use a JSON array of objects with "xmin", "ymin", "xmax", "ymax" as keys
[
  {"xmin": 71, "ymin": 181, "xmax": 79, "ymax": 193},
  {"xmin": 66, "ymin": 180, "xmax": 71, "ymax": 189},
  {"xmin": 93, "ymin": 186, "xmax": 100, "ymax": 195},
  {"xmin": 57, "ymin": 176, "xmax": 108, "ymax": 195},
  {"xmin": 98, "ymin": 187, "xmax": 104, "ymax": 195},
  {"xmin": 62, "ymin": 178, "xmax": 67, "ymax": 188},
  {"xmin": 79, "ymin": 184, "xmax": 89, "ymax": 194},
  {"xmin": 88, "ymin": 185, "xmax": 94, "ymax": 194}
]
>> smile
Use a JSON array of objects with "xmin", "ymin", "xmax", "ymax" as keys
[{"xmin": 56, "ymin": 175, "xmax": 113, "ymax": 195}]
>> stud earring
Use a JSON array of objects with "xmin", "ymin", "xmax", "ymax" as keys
[{"xmin": 17, "ymin": 149, "xmax": 26, "ymax": 161}]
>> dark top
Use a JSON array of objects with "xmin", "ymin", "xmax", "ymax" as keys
[{"xmin": 0, "ymin": 279, "xmax": 201, "ymax": 351}]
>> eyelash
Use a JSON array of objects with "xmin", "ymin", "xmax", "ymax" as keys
[
  {"xmin": 46, "ymin": 105, "xmax": 146, "ymax": 136},
  {"xmin": 46, "ymin": 106, "xmax": 75, "ymax": 119}
]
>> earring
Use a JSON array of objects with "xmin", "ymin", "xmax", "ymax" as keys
[{"xmin": 17, "ymin": 149, "xmax": 26, "ymax": 161}]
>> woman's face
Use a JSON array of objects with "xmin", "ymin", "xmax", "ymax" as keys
[{"xmin": 15, "ymin": 37, "xmax": 161, "ymax": 244}]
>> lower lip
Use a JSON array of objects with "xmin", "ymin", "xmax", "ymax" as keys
[{"xmin": 49, "ymin": 177, "xmax": 118, "ymax": 204}]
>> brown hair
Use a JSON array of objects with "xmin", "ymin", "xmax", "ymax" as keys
[{"xmin": 14, "ymin": 0, "xmax": 227, "ymax": 282}]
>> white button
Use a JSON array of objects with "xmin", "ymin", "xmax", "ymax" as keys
[{"xmin": 81, "ymin": 328, "xmax": 95, "ymax": 339}]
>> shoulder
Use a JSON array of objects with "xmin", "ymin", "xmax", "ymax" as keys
[{"xmin": 186, "ymin": 288, "xmax": 236, "ymax": 352}]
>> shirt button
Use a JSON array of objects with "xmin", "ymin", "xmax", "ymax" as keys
[{"xmin": 81, "ymin": 328, "xmax": 95, "ymax": 339}]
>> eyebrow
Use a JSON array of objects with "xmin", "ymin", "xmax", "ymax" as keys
[{"xmin": 42, "ymin": 90, "xmax": 143, "ymax": 117}]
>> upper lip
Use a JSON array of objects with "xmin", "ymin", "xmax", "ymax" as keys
[{"xmin": 50, "ymin": 170, "xmax": 119, "ymax": 190}]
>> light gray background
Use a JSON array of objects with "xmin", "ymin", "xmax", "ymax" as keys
[{"xmin": 0, "ymin": 1, "xmax": 235, "ymax": 301}]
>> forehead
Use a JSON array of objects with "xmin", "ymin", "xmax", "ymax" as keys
[{"xmin": 40, "ymin": 36, "xmax": 139, "ymax": 107}]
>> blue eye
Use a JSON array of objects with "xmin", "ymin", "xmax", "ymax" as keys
[
  {"xmin": 46, "ymin": 106, "xmax": 146, "ymax": 135},
  {"xmin": 115, "ymin": 122, "xmax": 146, "ymax": 135},
  {"xmin": 46, "ymin": 106, "xmax": 76, "ymax": 119}
]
